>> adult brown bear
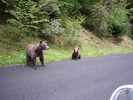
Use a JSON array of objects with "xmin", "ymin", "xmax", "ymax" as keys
[
  {"xmin": 26, "ymin": 41, "xmax": 49, "ymax": 69},
  {"xmin": 72, "ymin": 47, "xmax": 81, "ymax": 60}
]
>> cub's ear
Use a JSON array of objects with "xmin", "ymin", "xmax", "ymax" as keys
[
  {"xmin": 78, "ymin": 47, "xmax": 79, "ymax": 49},
  {"xmin": 40, "ymin": 41, "xmax": 43, "ymax": 44},
  {"xmin": 44, "ymin": 40, "xmax": 47, "ymax": 43}
]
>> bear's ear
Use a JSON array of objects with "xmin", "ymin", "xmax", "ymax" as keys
[
  {"xmin": 40, "ymin": 41, "xmax": 43, "ymax": 44},
  {"xmin": 44, "ymin": 40, "xmax": 47, "ymax": 43},
  {"xmin": 78, "ymin": 47, "xmax": 79, "ymax": 49}
]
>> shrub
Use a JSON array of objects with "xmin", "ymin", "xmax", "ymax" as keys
[
  {"xmin": 108, "ymin": 2, "xmax": 128, "ymax": 37},
  {"xmin": 42, "ymin": 19, "xmax": 65, "ymax": 36},
  {"xmin": 45, "ymin": 1, "xmax": 61, "ymax": 18},
  {"xmin": 0, "ymin": 25, "xmax": 27, "ymax": 51},
  {"xmin": 57, "ymin": 19, "xmax": 82, "ymax": 47},
  {"xmin": 0, "ymin": 25, "xmax": 24, "ymax": 44},
  {"xmin": 59, "ymin": 0, "xmax": 81, "ymax": 16},
  {"xmin": 2, "ymin": 0, "xmax": 49, "ymax": 34}
]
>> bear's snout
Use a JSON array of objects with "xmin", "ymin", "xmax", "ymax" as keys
[{"xmin": 46, "ymin": 46, "xmax": 49, "ymax": 50}]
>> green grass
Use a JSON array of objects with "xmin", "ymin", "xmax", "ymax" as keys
[
  {"xmin": 0, "ymin": 47, "xmax": 71, "ymax": 67},
  {"xmin": 0, "ymin": 25, "xmax": 133, "ymax": 67},
  {"xmin": 81, "ymin": 46, "xmax": 133, "ymax": 58},
  {"xmin": 0, "ymin": 44, "xmax": 133, "ymax": 67},
  {"xmin": 0, "ymin": 50, "xmax": 25, "ymax": 66}
]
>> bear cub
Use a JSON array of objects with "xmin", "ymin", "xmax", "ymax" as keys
[
  {"xmin": 72, "ymin": 47, "xmax": 81, "ymax": 60},
  {"xmin": 26, "ymin": 40, "xmax": 49, "ymax": 69}
]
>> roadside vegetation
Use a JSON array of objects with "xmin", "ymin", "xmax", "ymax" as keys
[{"xmin": 0, "ymin": 0, "xmax": 133, "ymax": 66}]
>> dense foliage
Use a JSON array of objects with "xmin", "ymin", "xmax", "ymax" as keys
[{"xmin": 0, "ymin": 0, "xmax": 133, "ymax": 39}]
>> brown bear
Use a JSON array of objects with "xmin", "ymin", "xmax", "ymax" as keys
[
  {"xmin": 26, "ymin": 40, "xmax": 49, "ymax": 69},
  {"xmin": 72, "ymin": 47, "xmax": 81, "ymax": 60}
]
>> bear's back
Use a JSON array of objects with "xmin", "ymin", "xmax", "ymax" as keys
[{"xmin": 26, "ymin": 43, "xmax": 39, "ymax": 56}]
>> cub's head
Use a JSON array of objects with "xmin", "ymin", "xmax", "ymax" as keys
[
  {"xmin": 74, "ymin": 47, "xmax": 79, "ymax": 53},
  {"xmin": 39, "ymin": 40, "xmax": 49, "ymax": 50}
]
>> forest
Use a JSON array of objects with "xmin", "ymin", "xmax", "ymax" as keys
[
  {"xmin": 0, "ymin": 0, "xmax": 133, "ymax": 66},
  {"xmin": 0, "ymin": 0, "xmax": 133, "ymax": 38}
]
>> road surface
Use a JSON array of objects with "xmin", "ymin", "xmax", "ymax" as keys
[{"xmin": 0, "ymin": 53, "xmax": 133, "ymax": 100}]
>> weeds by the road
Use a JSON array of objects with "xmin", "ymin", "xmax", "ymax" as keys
[
  {"xmin": 0, "ymin": 25, "xmax": 133, "ymax": 67},
  {"xmin": 0, "ymin": 45, "xmax": 133, "ymax": 67}
]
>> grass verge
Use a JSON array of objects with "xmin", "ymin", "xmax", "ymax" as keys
[
  {"xmin": 0, "ymin": 43, "xmax": 133, "ymax": 67},
  {"xmin": 0, "ymin": 25, "xmax": 133, "ymax": 67}
]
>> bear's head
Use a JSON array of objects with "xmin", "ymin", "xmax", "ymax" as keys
[
  {"xmin": 74, "ymin": 47, "xmax": 79, "ymax": 53},
  {"xmin": 39, "ymin": 40, "xmax": 49, "ymax": 50}
]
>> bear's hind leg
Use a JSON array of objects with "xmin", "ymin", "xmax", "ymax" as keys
[{"xmin": 26, "ymin": 55, "xmax": 31, "ymax": 65}]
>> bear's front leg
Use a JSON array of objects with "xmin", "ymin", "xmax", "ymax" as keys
[
  {"xmin": 39, "ymin": 55, "xmax": 45, "ymax": 67},
  {"xmin": 72, "ymin": 54, "xmax": 75, "ymax": 60},
  {"xmin": 32, "ymin": 58, "xmax": 37, "ymax": 69},
  {"xmin": 78, "ymin": 55, "xmax": 81, "ymax": 59},
  {"xmin": 76, "ymin": 56, "xmax": 78, "ymax": 60}
]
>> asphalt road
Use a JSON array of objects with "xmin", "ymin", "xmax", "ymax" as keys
[{"xmin": 0, "ymin": 53, "xmax": 133, "ymax": 100}]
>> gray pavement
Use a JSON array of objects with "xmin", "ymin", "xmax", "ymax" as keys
[{"xmin": 0, "ymin": 53, "xmax": 133, "ymax": 100}]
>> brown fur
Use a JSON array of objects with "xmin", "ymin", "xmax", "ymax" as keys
[
  {"xmin": 72, "ymin": 47, "xmax": 81, "ymax": 60},
  {"xmin": 26, "ymin": 41, "xmax": 49, "ymax": 69}
]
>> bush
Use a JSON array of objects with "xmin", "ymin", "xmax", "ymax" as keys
[
  {"xmin": 108, "ymin": 2, "xmax": 129, "ymax": 37},
  {"xmin": 59, "ymin": 0, "xmax": 81, "ymax": 16},
  {"xmin": 108, "ymin": 23, "xmax": 127, "ymax": 37},
  {"xmin": 42, "ymin": 19, "xmax": 65, "ymax": 36},
  {"xmin": 0, "ymin": 25, "xmax": 26, "ymax": 51},
  {"xmin": 1, "ymin": 0, "xmax": 50, "ymax": 35},
  {"xmin": 0, "ymin": 25, "xmax": 24, "ymax": 43},
  {"xmin": 45, "ymin": 1, "xmax": 61, "ymax": 18},
  {"xmin": 58, "ymin": 19, "xmax": 82, "ymax": 47}
]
